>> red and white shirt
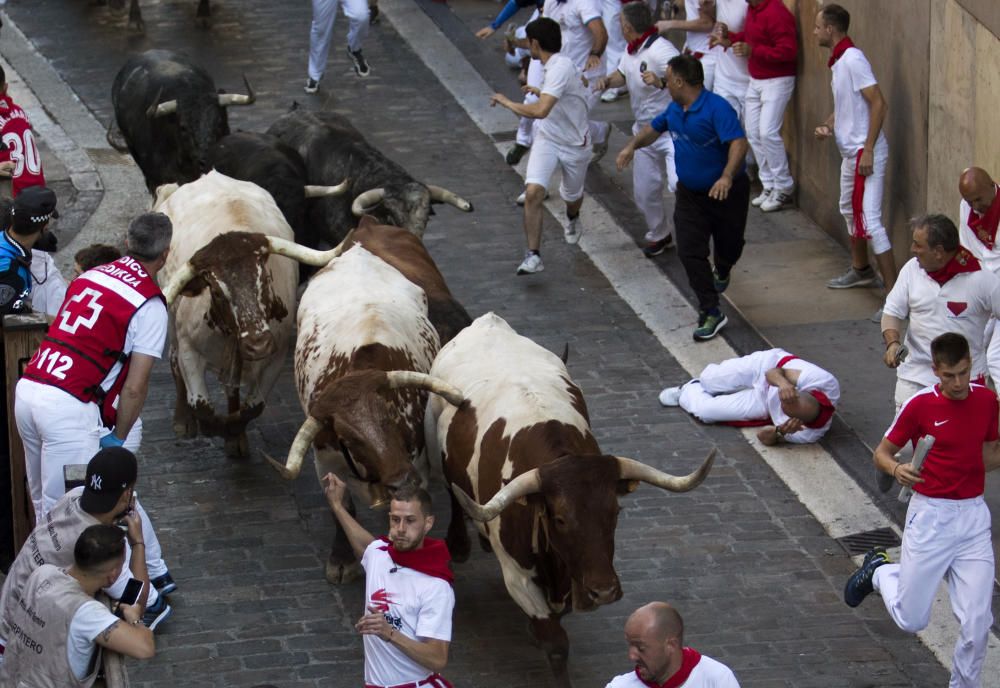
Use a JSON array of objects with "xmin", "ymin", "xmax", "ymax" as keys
[
  {"xmin": 606, "ymin": 653, "xmax": 740, "ymax": 688},
  {"xmin": 749, "ymin": 349, "xmax": 840, "ymax": 444},
  {"xmin": 959, "ymin": 187, "xmax": 1000, "ymax": 275},
  {"xmin": 0, "ymin": 93, "xmax": 45, "ymax": 196},
  {"xmin": 883, "ymin": 257, "xmax": 1000, "ymax": 386},
  {"xmin": 361, "ymin": 541, "xmax": 455, "ymax": 687},
  {"xmin": 887, "ymin": 383, "xmax": 999, "ymax": 500},
  {"xmin": 617, "ymin": 35, "xmax": 678, "ymax": 125}
]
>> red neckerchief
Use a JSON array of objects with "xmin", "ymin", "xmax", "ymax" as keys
[
  {"xmin": 967, "ymin": 185, "xmax": 1000, "ymax": 250},
  {"xmin": 805, "ymin": 390, "xmax": 835, "ymax": 429},
  {"xmin": 378, "ymin": 536, "xmax": 454, "ymax": 585},
  {"xmin": 634, "ymin": 648, "xmax": 702, "ymax": 688},
  {"xmin": 627, "ymin": 27, "xmax": 658, "ymax": 55},
  {"xmin": 926, "ymin": 248, "xmax": 981, "ymax": 286},
  {"xmin": 849, "ymin": 149, "xmax": 870, "ymax": 242},
  {"xmin": 827, "ymin": 36, "xmax": 855, "ymax": 68}
]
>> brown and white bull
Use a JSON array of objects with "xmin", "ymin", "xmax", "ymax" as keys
[
  {"xmin": 425, "ymin": 313, "xmax": 714, "ymax": 687},
  {"xmin": 156, "ymin": 170, "xmax": 347, "ymax": 457},
  {"xmin": 266, "ymin": 245, "xmax": 465, "ymax": 583}
]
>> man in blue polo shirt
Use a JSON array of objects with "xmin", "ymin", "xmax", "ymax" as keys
[{"xmin": 616, "ymin": 53, "xmax": 749, "ymax": 341}]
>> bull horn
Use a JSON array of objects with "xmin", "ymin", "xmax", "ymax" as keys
[
  {"xmin": 105, "ymin": 119, "xmax": 129, "ymax": 153},
  {"xmin": 451, "ymin": 469, "xmax": 541, "ymax": 522},
  {"xmin": 351, "ymin": 188, "xmax": 385, "ymax": 216},
  {"xmin": 264, "ymin": 416, "xmax": 323, "ymax": 480},
  {"xmin": 160, "ymin": 261, "xmax": 198, "ymax": 305},
  {"xmin": 427, "ymin": 185, "xmax": 474, "ymax": 212},
  {"xmin": 384, "ymin": 371, "xmax": 465, "ymax": 407},
  {"xmin": 218, "ymin": 75, "xmax": 256, "ymax": 107},
  {"xmin": 265, "ymin": 235, "xmax": 349, "ymax": 267},
  {"xmin": 146, "ymin": 89, "xmax": 177, "ymax": 118},
  {"xmin": 304, "ymin": 179, "xmax": 350, "ymax": 198},
  {"xmin": 616, "ymin": 449, "xmax": 716, "ymax": 493}
]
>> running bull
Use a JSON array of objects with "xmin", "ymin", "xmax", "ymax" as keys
[
  {"xmin": 108, "ymin": 49, "xmax": 254, "ymax": 193},
  {"xmin": 155, "ymin": 170, "xmax": 347, "ymax": 457},
  {"xmin": 266, "ymin": 245, "xmax": 466, "ymax": 583},
  {"xmin": 267, "ymin": 110, "xmax": 474, "ymax": 244},
  {"xmin": 425, "ymin": 313, "xmax": 714, "ymax": 687}
]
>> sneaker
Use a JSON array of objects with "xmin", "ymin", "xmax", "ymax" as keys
[
  {"xmin": 505, "ymin": 143, "xmax": 529, "ymax": 165},
  {"xmin": 844, "ymin": 547, "xmax": 890, "ymax": 607},
  {"xmin": 516, "ymin": 189, "xmax": 549, "ymax": 206},
  {"xmin": 304, "ymin": 78, "xmax": 319, "ymax": 94},
  {"xmin": 516, "ymin": 252, "xmax": 544, "ymax": 275},
  {"xmin": 826, "ymin": 265, "xmax": 877, "ymax": 289},
  {"xmin": 151, "ymin": 572, "xmax": 177, "ymax": 596},
  {"xmin": 142, "ymin": 597, "xmax": 173, "ymax": 631},
  {"xmin": 348, "ymin": 48, "xmax": 370, "ymax": 77},
  {"xmin": 643, "ymin": 235, "xmax": 674, "ymax": 258},
  {"xmin": 750, "ymin": 188, "xmax": 772, "ymax": 207},
  {"xmin": 658, "ymin": 386, "xmax": 682, "ymax": 407},
  {"xmin": 600, "ymin": 88, "xmax": 625, "ymax": 103},
  {"xmin": 693, "ymin": 310, "xmax": 727, "ymax": 341},
  {"xmin": 564, "ymin": 216, "xmax": 582, "ymax": 244},
  {"xmin": 760, "ymin": 190, "xmax": 793, "ymax": 212},
  {"xmin": 591, "ymin": 123, "xmax": 610, "ymax": 163},
  {"xmin": 713, "ymin": 267, "xmax": 730, "ymax": 293},
  {"xmin": 869, "ymin": 307, "xmax": 884, "ymax": 324},
  {"xmin": 875, "ymin": 466, "xmax": 895, "ymax": 494}
]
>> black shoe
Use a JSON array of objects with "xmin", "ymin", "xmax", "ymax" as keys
[
  {"xmin": 142, "ymin": 596, "xmax": 173, "ymax": 631},
  {"xmin": 844, "ymin": 547, "xmax": 890, "ymax": 607},
  {"xmin": 505, "ymin": 143, "xmax": 529, "ymax": 165},
  {"xmin": 369, "ymin": 3, "xmax": 380, "ymax": 24},
  {"xmin": 693, "ymin": 310, "xmax": 727, "ymax": 341},
  {"xmin": 304, "ymin": 78, "xmax": 319, "ymax": 94},
  {"xmin": 348, "ymin": 48, "xmax": 370, "ymax": 77},
  {"xmin": 713, "ymin": 267, "xmax": 730, "ymax": 293},
  {"xmin": 151, "ymin": 571, "xmax": 177, "ymax": 596},
  {"xmin": 643, "ymin": 235, "xmax": 674, "ymax": 258}
]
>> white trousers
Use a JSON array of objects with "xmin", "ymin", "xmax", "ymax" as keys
[
  {"xmin": 839, "ymin": 138, "xmax": 891, "ymax": 255},
  {"xmin": 517, "ymin": 57, "xmax": 544, "ymax": 148},
  {"xmin": 873, "ymin": 494, "xmax": 994, "ymax": 688},
  {"xmin": 308, "ymin": 0, "xmax": 370, "ymax": 81},
  {"xmin": 744, "ymin": 76, "xmax": 795, "ymax": 193},
  {"xmin": 678, "ymin": 351, "xmax": 770, "ymax": 423},
  {"xmin": 632, "ymin": 121, "xmax": 676, "ymax": 242},
  {"xmin": 696, "ymin": 54, "xmax": 716, "ymax": 92},
  {"xmin": 894, "ymin": 377, "xmax": 924, "ymax": 413},
  {"xmin": 714, "ymin": 76, "xmax": 755, "ymax": 167}
]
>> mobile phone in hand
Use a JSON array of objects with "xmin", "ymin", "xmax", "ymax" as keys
[{"xmin": 117, "ymin": 578, "xmax": 144, "ymax": 611}]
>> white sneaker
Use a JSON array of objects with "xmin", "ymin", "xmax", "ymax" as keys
[
  {"xmin": 600, "ymin": 88, "xmax": 625, "ymax": 103},
  {"xmin": 516, "ymin": 252, "xmax": 544, "ymax": 275},
  {"xmin": 658, "ymin": 386, "xmax": 682, "ymax": 407},
  {"xmin": 760, "ymin": 190, "xmax": 793, "ymax": 212},
  {"xmin": 516, "ymin": 190, "xmax": 549, "ymax": 206},
  {"xmin": 564, "ymin": 216, "xmax": 581, "ymax": 244},
  {"xmin": 751, "ymin": 188, "xmax": 772, "ymax": 207}
]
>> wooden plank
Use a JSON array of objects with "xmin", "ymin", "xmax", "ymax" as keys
[{"xmin": 3, "ymin": 312, "xmax": 47, "ymax": 551}]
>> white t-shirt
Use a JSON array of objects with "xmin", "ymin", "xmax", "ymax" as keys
[
  {"xmin": 538, "ymin": 54, "xmax": 592, "ymax": 147},
  {"xmin": 959, "ymin": 193, "xmax": 1000, "ymax": 276},
  {"xmin": 67, "ymin": 601, "xmax": 118, "ymax": 679},
  {"xmin": 713, "ymin": 0, "xmax": 748, "ymax": 90},
  {"xmin": 543, "ymin": 0, "xmax": 604, "ymax": 75},
  {"xmin": 361, "ymin": 541, "xmax": 455, "ymax": 687},
  {"xmin": 28, "ymin": 250, "xmax": 67, "ymax": 317},
  {"xmin": 884, "ymin": 257, "xmax": 1000, "ymax": 386},
  {"xmin": 606, "ymin": 655, "xmax": 741, "ymax": 688},
  {"xmin": 99, "ymin": 297, "xmax": 168, "ymax": 392},
  {"xmin": 683, "ymin": 0, "xmax": 715, "ymax": 60},
  {"xmin": 760, "ymin": 352, "xmax": 841, "ymax": 445},
  {"xmin": 617, "ymin": 36, "xmax": 678, "ymax": 124},
  {"xmin": 831, "ymin": 46, "xmax": 886, "ymax": 158}
]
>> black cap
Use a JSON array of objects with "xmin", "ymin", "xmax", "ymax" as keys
[
  {"xmin": 80, "ymin": 447, "xmax": 137, "ymax": 514},
  {"xmin": 12, "ymin": 186, "xmax": 57, "ymax": 234}
]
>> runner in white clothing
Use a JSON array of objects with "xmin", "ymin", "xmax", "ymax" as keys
[
  {"xmin": 594, "ymin": 1, "xmax": 679, "ymax": 257},
  {"xmin": 606, "ymin": 601, "xmax": 740, "ymax": 688},
  {"xmin": 656, "ymin": 0, "xmax": 718, "ymax": 90},
  {"xmin": 813, "ymin": 4, "xmax": 897, "ymax": 295},
  {"xmin": 711, "ymin": 0, "xmax": 749, "ymax": 117},
  {"xmin": 882, "ymin": 214, "xmax": 1000, "ymax": 409},
  {"xmin": 957, "ymin": 167, "xmax": 1000, "ymax": 274},
  {"xmin": 324, "ymin": 474, "xmax": 455, "ymax": 688},
  {"xmin": 658, "ymin": 348, "xmax": 840, "ymax": 445},
  {"xmin": 491, "ymin": 18, "xmax": 595, "ymax": 275}
]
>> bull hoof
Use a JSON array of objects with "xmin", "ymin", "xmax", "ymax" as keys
[
  {"xmin": 478, "ymin": 533, "xmax": 493, "ymax": 553},
  {"xmin": 325, "ymin": 558, "xmax": 363, "ymax": 584},
  {"xmin": 224, "ymin": 434, "xmax": 250, "ymax": 459}
]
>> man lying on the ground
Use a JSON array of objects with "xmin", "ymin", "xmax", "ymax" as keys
[{"xmin": 659, "ymin": 348, "xmax": 840, "ymax": 445}]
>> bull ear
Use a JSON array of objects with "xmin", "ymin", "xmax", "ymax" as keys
[
  {"xmin": 181, "ymin": 274, "xmax": 208, "ymax": 297},
  {"xmin": 616, "ymin": 479, "xmax": 640, "ymax": 495}
]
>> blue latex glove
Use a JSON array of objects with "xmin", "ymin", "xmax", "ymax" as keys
[{"xmin": 100, "ymin": 433, "xmax": 125, "ymax": 449}]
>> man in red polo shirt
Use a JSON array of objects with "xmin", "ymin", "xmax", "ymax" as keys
[
  {"xmin": 845, "ymin": 332, "xmax": 1000, "ymax": 688},
  {"xmin": 711, "ymin": 0, "xmax": 797, "ymax": 212}
]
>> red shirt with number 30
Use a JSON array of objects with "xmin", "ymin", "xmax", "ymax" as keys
[{"xmin": 0, "ymin": 93, "xmax": 45, "ymax": 196}]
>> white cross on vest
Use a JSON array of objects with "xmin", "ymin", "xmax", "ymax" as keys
[{"xmin": 58, "ymin": 287, "xmax": 104, "ymax": 335}]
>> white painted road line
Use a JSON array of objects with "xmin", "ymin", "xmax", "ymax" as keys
[{"xmin": 377, "ymin": 0, "xmax": 1000, "ymax": 675}]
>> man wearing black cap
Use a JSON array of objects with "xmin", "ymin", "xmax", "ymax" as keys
[
  {"xmin": 15, "ymin": 211, "xmax": 170, "ymax": 520},
  {"xmin": 0, "ymin": 447, "xmax": 173, "ymax": 649},
  {"xmin": 0, "ymin": 185, "xmax": 56, "ymax": 315}
]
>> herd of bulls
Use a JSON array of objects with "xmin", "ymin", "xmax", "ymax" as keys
[{"xmin": 106, "ymin": 49, "xmax": 715, "ymax": 686}]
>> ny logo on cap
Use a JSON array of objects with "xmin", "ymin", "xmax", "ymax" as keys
[{"xmin": 90, "ymin": 475, "xmax": 103, "ymax": 491}]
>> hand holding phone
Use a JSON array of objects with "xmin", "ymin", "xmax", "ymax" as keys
[{"xmin": 113, "ymin": 578, "xmax": 145, "ymax": 623}]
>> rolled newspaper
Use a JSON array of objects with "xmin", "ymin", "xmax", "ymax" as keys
[{"xmin": 898, "ymin": 434, "xmax": 935, "ymax": 503}]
